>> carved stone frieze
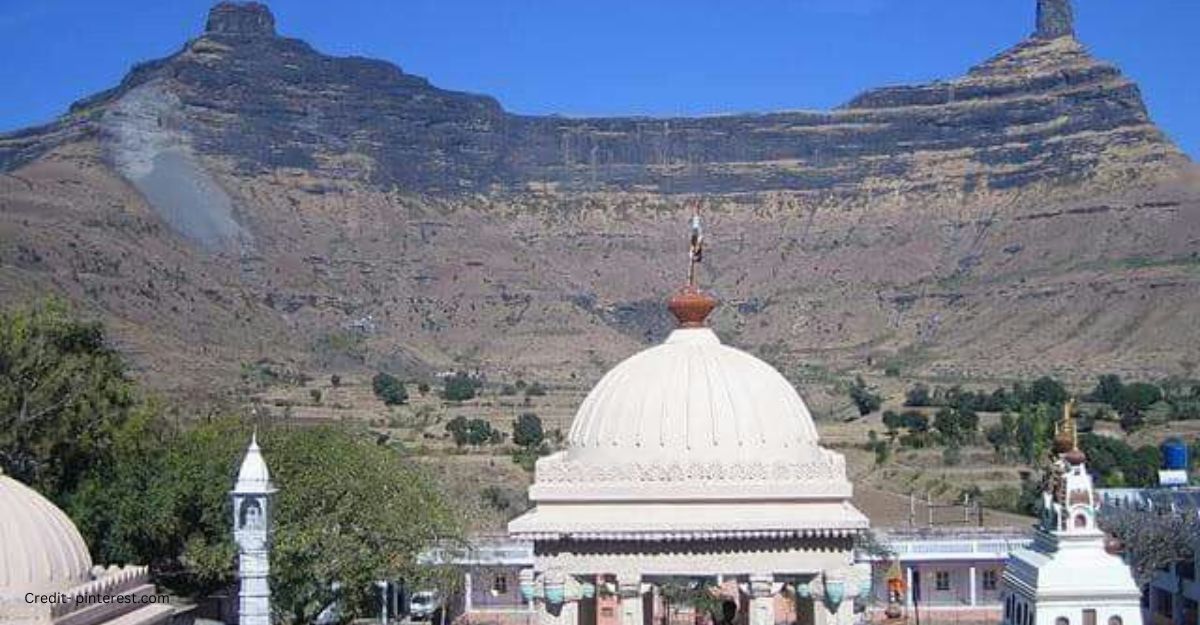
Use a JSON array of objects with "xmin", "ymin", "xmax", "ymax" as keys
[{"xmin": 534, "ymin": 450, "xmax": 847, "ymax": 486}]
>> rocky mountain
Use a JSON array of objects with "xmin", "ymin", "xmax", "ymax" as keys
[{"xmin": 0, "ymin": 0, "xmax": 1197, "ymax": 400}]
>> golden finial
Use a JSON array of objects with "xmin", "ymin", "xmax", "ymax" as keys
[
  {"xmin": 1052, "ymin": 397, "xmax": 1077, "ymax": 455},
  {"xmin": 1057, "ymin": 396, "xmax": 1087, "ymax": 465},
  {"xmin": 1064, "ymin": 397, "xmax": 1078, "ymax": 449}
]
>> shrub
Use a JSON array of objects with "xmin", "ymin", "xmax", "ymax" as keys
[
  {"xmin": 372, "ymin": 372, "xmax": 408, "ymax": 406},
  {"xmin": 905, "ymin": 384, "xmax": 932, "ymax": 407},
  {"xmin": 442, "ymin": 372, "xmax": 477, "ymax": 402},
  {"xmin": 511, "ymin": 445, "xmax": 547, "ymax": 472},
  {"xmin": 309, "ymin": 388, "xmax": 322, "ymax": 404},
  {"xmin": 524, "ymin": 381, "xmax": 547, "ymax": 397},
  {"xmin": 513, "ymin": 413, "xmax": 545, "ymax": 448},
  {"xmin": 934, "ymin": 407, "xmax": 978, "ymax": 445},
  {"xmin": 445, "ymin": 416, "xmax": 497, "ymax": 446},
  {"xmin": 848, "ymin": 376, "xmax": 883, "ymax": 416}
]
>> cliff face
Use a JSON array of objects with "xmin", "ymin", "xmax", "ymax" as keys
[
  {"xmin": 1, "ymin": 2, "xmax": 1185, "ymax": 196},
  {"xmin": 0, "ymin": 1, "xmax": 1197, "ymax": 398}
]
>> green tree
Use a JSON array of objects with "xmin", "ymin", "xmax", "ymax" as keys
[
  {"xmin": 1125, "ymin": 445, "xmax": 1163, "ymax": 487},
  {"xmin": 445, "ymin": 416, "xmax": 497, "ymax": 446},
  {"xmin": 1115, "ymin": 382, "xmax": 1163, "ymax": 432},
  {"xmin": 900, "ymin": 410, "xmax": 929, "ymax": 432},
  {"xmin": 1015, "ymin": 405, "xmax": 1052, "ymax": 465},
  {"xmin": 442, "ymin": 372, "xmax": 477, "ymax": 402},
  {"xmin": 372, "ymin": 372, "xmax": 409, "ymax": 406},
  {"xmin": 934, "ymin": 407, "xmax": 978, "ymax": 445},
  {"xmin": 267, "ymin": 426, "xmax": 460, "ymax": 623},
  {"xmin": 1026, "ymin": 376, "xmax": 1069, "ymax": 407},
  {"xmin": 0, "ymin": 299, "xmax": 150, "ymax": 498},
  {"xmin": 1079, "ymin": 433, "xmax": 1133, "ymax": 486},
  {"xmin": 905, "ymin": 384, "xmax": 932, "ymax": 407},
  {"xmin": 513, "ymin": 413, "xmax": 545, "ymax": 448},
  {"xmin": 1091, "ymin": 374, "xmax": 1124, "ymax": 406},
  {"xmin": 69, "ymin": 417, "xmax": 244, "ymax": 594},
  {"xmin": 75, "ymin": 420, "xmax": 461, "ymax": 622},
  {"xmin": 848, "ymin": 376, "xmax": 883, "ymax": 416}
]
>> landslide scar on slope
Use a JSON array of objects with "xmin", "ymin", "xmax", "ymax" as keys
[{"xmin": 101, "ymin": 81, "xmax": 251, "ymax": 251}]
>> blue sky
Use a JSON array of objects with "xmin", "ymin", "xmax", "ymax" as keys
[{"xmin": 1, "ymin": 1, "xmax": 1197, "ymax": 158}]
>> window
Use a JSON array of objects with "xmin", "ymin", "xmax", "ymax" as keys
[
  {"xmin": 1083, "ymin": 609, "xmax": 1096, "ymax": 625},
  {"xmin": 1179, "ymin": 559, "xmax": 1196, "ymax": 580},
  {"xmin": 935, "ymin": 571, "xmax": 951, "ymax": 591},
  {"xmin": 491, "ymin": 574, "xmax": 508, "ymax": 595},
  {"xmin": 1056, "ymin": 618, "xmax": 1069, "ymax": 625},
  {"xmin": 1107, "ymin": 617, "xmax": 1122, "ymax": 625},
  {"xmin": 983, "ymin": 570, "xmax": 998, "ymax": 591}
]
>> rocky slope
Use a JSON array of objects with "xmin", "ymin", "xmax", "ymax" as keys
[{"xmin": 0, "ymin": 0, "xmax": 1197, "ymax": 400}]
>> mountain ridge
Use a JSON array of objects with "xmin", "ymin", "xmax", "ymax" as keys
[
  {"xmin": 0, "ymin": 0, "xmax": 1196, "ymax": 404},
  {"xmin": 1, "ymin": 2, "xmax": 1186, "ymax": 196}
]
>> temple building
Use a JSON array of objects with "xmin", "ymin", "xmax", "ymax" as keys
[
  {"xmin": 508, "ymin": 209, "xmax": 870, "ymax": 625},
  {"xmin": 0, "ymin": 469, "xmax": 175, "ymax": 625},
  {"xmin": 1001, "ymin": 402, "xmax": 1142, "ymax": 625}
]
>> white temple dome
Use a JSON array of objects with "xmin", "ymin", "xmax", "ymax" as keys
[
  {"xmin": 0, "ymin": 472, "xmax": 93, "ymax": 594},
  {"xmin": 233, "ymin": 433, "xmax": 273, "ymax": 493},
  {"xmin": 568, "ymin": 327, "xmax": 821, "ymax": 465}
]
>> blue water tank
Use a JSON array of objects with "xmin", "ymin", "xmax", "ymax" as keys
[{"xmin": 1162, "ymin": 438, "xmax": 1189, "ymax": 471}]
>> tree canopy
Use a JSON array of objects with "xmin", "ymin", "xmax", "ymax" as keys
[
  {"xmin": 73, "ymin": 419, "xmax": 462, "ymax": 623},
  {"xmin": 445, "ymin": 416, "xmax": 500, "ymax": 446},
  {"xmin": 0, "ymin": 299, "xmax": 152, "ymax": 498},
  {"xmin": 0, "ymin": 301, "xmax": 462, "ymax": 624},
  {"xmin": 512, "ymin": 412, "xmax": 545, "ymax": 448},
  {"xmin": 848, "ymin": 376, "xmax": 883, "ymax": 416},
  {"xmin": 372, "ymin": 372, "xmax": 409, "ymax": 405},
  {"xmin": 441, "ymin": 372, "xmax": 478, "ymax": 402}
]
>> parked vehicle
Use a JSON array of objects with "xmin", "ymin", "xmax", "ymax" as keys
[{"xmin": 408, "ymin": 590, "xmax": 441, "ymax": 621}]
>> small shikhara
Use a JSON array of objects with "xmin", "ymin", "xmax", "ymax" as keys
[{"xmin": 1001, "ymin": 401, "xmax": 1141, "ymax": 625}]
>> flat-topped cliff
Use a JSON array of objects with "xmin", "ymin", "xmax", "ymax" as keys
[{"xmin": 0, "ymin": 1, "xmax": 1186, "ymax": 197}]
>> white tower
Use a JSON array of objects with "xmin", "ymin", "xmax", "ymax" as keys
[
  {"xmin": 232, "ymin": 433, "xmax": 276, "ymax": 625},
  {"xmin": 1002, "ymin": 402, "xmax": 1142, "ymax": 625}
]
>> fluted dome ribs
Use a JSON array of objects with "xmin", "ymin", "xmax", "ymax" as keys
[{"xmin": 566, "ymin": 328, "xmax": 821, "ymax": 466}]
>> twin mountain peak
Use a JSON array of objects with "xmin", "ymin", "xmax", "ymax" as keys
[{"xmin": 0, "ymin": 0, "xmax": 1187, "ymax": 197}]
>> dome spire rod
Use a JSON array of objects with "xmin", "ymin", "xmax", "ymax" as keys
[
  {"xmin": 668, "ymin": 199, "xmax": 717, "ymax": 328},
  {"xmin": 687, "ymin": 199, "xmax": 704, "ymax": 288}
]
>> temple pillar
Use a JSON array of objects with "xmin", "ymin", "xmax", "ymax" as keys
[
  {"xmin": 904, "ymin": 567, "xmax": 914, "ymax": 608},
  {"xmin": 749, "ymin": 574, "xmax": 775, "ymax": 625},
  {"xmin": 539, "ymin": 570, "xmax": 579, "ymax": 625},
  {"xmin": 618, "ymin": 575, "xmax": 644, "ymax": 625}
]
